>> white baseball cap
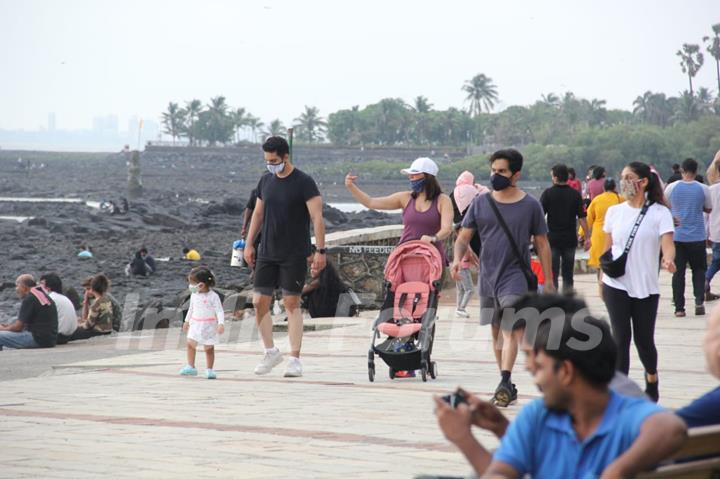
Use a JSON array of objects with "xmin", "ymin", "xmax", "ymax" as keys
[{"xmin": 401, "ymin": 157, "xmax": 439, "ymax": 176}]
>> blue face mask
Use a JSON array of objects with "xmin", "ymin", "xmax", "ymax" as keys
[
  {"xmin": 267, "ymin": 162, "xmax": 285, "ymax": 175},
  {"xmin": 410, "ymin": 178, "xmax": 426, "ymax": 193}
]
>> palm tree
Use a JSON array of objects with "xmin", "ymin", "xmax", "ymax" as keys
[
  {"xmin": 697, "ymin": 87, "xmax": 714, "ymax": 114},
  {"xmin": 704, "ymin": 24, "xmax": 720, "ymax": 94},
  {"xmin": 161, "ymin": 102, "xmax": 185, "ymax": 145},
  {"xmin": 677, "ymin": 43, "xmax": 704, "ymax": 96},
  {"xmin": 246, "ymin": 115, "xmax": 264, "ymax": 143},
  {"xmin": 262, "ymin": 119, "xmax": 287, "ymax": 139},
  {"xmin": 673, "ymin": 91, "xmax": 700, "ymax": 123},
  {"xmin": 293, "ymin": 106, "xmax": 327, "ymax": 143},
  {"xmin": 632, "ymin": 91, "xmax": 653, "ymax": 121},
  {"xmin": 540, "ymin": 93, "xmax": 560, "ymax": 108},
  {"xmin": 183, "ymin": 99, "xmax": 203, "ymax": 146},
  {"xmin": 232, "ymin": 107, "xmax": 247, "ymax": 143},
  {"xmin": 462, "ymin": 74, "xmax": 498, "ymax": 116},
  {"xmin": 588, "ymin": 98, "xmax": 607, "ymax": 126},
  {"xmin": 412, "ymin": 96, "xmax": 433, "ymax": 113}
]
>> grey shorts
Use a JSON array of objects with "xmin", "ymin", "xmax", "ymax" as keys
[{"xmin": 479, "ymin": 294, "xmax": 523, "ymax": 330}]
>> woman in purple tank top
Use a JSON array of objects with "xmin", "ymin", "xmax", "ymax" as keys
[{"xmin": 345, "ymin": 157, "xmax": 453, "ymax": 265}]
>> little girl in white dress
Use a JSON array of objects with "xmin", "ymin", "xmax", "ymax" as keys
[{"xmin": 179, "ymin": 266, "xmax": 225, "ymax": 379}]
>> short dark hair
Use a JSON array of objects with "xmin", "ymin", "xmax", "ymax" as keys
[
  {"xmin": 551, "ymin": 164, "xmax": 569, "ymax": 183},
  {"xmin": 489, "ymin": 148, "xmax": 523, "ymax": 174},
  {"xmin": 262, "ymin": 136, "xmax": 290, "ymax": 158},
  {"xmin": 507, "ymin": 293, "xmax": 589, "ymax": 333},
  {"xmin": 604, "ymin": 178, "xmax": 616, "ymax": 192},
  {"xmin": 567, "ymin": 167, "xmax": 576, "ymax": 179},
  {"xmin": 189, "ymin": 266, "xmax": 216, "ymax": 287},
  {"xmin": 139, "ymin": 247, "xmax": 148, "ymax": 255},
  {"xmin": 411, "ymin": 173, "xmax": 443, "ymax": 202},
  {"xmin": 592, "ymin": 166, "xmax": 606, "ymax": 180},
  {"xmin": 681, "ymin": 158, "xmax": 698, "ymax": 174},
  {"xmin": 90, "ymin": 274, "xmax": 110, "ymax": 295},
  {"xmin": 182, "ymin": 248, "xmax": 190, "ymax": 254},
  {"xmin": 672, "ymin": 163, "xmax": 680, "ymax": 172},
  {"xmin": 40, "ymin": 273, "xmax": 62, "ymax": 293},
  {"xmin": 533, "ymin": 312, "xmax": 617, "ymax": 388}
]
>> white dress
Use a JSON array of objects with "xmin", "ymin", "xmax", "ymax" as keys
[{"xmin": 185, "ymin": 290, "xmax": 225, "ymax": 346}]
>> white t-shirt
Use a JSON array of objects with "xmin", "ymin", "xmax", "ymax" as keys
[
  {"xmin": 49, "ymin": 291, "xmax": 78, "ymax": 336},
  {"xmin": 602, "ymin": 202, "xmax": 674, "ymax": 298},
  {"xmin": 708, "ymin": 183, "xmax": 720, "ymax": 243}
]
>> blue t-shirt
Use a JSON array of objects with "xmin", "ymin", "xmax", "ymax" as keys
[
  {"xmin": 676, "ymin": 386, "xmax": 720, "ymax": 428},
  {"xmin": 665, "ymin": 180, "xmax": 711, "ymax": 242},
  {"xmin": 493, "ymin": 391, "xmax": 663, "ymax": 478},
  {"xmin": 461, "ymin": 193, "xmax": 547, "ymax": 297}
]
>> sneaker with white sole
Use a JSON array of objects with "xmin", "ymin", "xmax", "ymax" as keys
[
  {"xmin": 254, "ymin": 349, "xmax": 283, "ymax": 375},
  {"xmin": 283, "ymin": 357, "xmax": 303, "ymax": 377},
  {"xmin": 455, "ymin": 309, "xmax": 469, "ymax": 318}
]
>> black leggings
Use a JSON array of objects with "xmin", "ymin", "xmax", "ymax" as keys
[{"xmin": 602, "ymin": 284, "xmax": 659, "ymax": 375}]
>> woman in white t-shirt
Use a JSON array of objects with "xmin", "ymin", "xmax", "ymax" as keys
[{"xmin": 602, "ymin": 161, "xmax": 676, "ymax": 402}]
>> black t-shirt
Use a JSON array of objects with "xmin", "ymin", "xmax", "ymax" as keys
[
  {"xmin": 246, "ymin": 188, "xmax": 258, "ymax": 211},
  {"xmin": 540, "ymin": 184, "xmax": 586, "ymax": 248},
  {"xmin": 19, "ymin": 290, "xmax": 58, "ymax": 347},
  {"xmin": 257, "ymin": 168, "xmax": 321, "ymax": 261}
]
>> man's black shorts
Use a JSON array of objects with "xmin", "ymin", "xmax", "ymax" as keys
[{"xmin": 254, "ymin": 257, "xmax": 308, "ymax": 296}]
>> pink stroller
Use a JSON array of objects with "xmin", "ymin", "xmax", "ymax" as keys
[{"xmin": 368, "ymin": 240, "xmax": 443, "ymax": 382}]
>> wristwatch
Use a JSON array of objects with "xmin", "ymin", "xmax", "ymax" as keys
[{"xmin": 317, "ymin": 248, "xmax": 327, "ymax": 254}]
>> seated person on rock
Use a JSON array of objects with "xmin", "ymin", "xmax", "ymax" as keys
[
  {"xmin": 183, "ymin": 247, "xmax": 201, "ymax": 261},
  {"xmin": 434, "ymin": 294, "xmax": 686, "ymax": 478},
  {"xmin": 67, "ymin": 274, "xmax": 116, "ymax": 341},
  {"xmin": 0, "ymin": 274, "xmax": 57, "ymax": 351},
  {"xmin": 301, "ymin": 247, "xmax": 348, "ymax": 318},
  {"xmin": 675, "ymin": 303, "xmax": 720, "ymax": 427},
  {"xmin": 127, "ymin": 247, "xmax": 156, "ymax": 276},
  {"xmin": 40, "ymin": 273, "xmax": 78, "ymax": 345}
]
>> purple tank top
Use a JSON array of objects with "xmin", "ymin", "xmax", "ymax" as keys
[{"xmin": 398, "ymin": 196, "xmax": 447, "ymax": 264}]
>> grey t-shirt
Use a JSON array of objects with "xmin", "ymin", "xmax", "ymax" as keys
[{"xmin": 462, "ymin": 193, "xmax": 547, "ymax": 298}]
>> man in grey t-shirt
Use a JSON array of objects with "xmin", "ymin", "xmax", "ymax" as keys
[{"xmin": 453, "ymin": 148, "xmax": 554, "ymax": 407}]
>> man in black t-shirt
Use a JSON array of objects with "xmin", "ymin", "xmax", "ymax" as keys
[
  {"xmin": 540, "ymin": 164, "xmax": 591, "ymax": 294},
  {"xmin": 244, "ymin": 136, "xmax": 326, "ymax": 378},
  {"xmin": 0, "ymin": 274, "xmax": 58, "ymax": 350}
]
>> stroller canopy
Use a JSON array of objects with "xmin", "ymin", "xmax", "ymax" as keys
[{"xmin": 383, "ymin": 240, "xmax": 443, "ymax": 291}]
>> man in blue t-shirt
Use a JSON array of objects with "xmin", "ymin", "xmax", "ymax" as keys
[
  {"xmin": 665, "ymin": 158, "xmax": 712, "ymax": 317},
  {"xmin": 435, "ymin": 295, "xmax": 686, "ymax": 478}
]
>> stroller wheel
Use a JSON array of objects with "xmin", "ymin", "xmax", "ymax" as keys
[
  {"xmin": 388, "ymin": 368, "xmax": 395, "ymax": 380},
  {"xmin": 420, "ymin": 365, "xmax": 428, "ymax": 382},
  {"xmin": 429, "ymin": 361, "xmax": 437, "ymax": 379},
  {"xmin": 368, "ymin": 363, "xmax": 375, "ymax": 382}
]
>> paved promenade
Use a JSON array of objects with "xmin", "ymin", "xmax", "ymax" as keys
[{"xmin": 1, "ymin": 271, "xmax": 716, "ymax": 478}]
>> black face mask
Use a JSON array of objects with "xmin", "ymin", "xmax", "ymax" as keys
[{"xmin": 490, "ymin": 173, "xmax": 512, "ymax": 191}]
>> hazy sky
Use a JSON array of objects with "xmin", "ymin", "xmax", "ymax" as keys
[{"xmin": 0, "ymin": 0, "xmax": 718, "ymax": 131}]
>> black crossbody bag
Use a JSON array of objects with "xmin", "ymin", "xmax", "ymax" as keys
[
  {"xmin": 600, "ymin": 201, "xmax": 650, "ymax": 278},
  {"xmin": 487, "ymin": 196, "xmax": 539, "ymax": 292}
]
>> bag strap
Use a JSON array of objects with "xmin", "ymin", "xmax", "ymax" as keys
[
  {"xmin": 621, "ymin": 201, "xmax": 650, "ymax": 254},
  {"xmin": 487, "ymin": 195, "xmax": 535, "ymax": 281}
]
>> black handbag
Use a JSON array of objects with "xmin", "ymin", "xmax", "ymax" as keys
[
  {"xmin": 487, "ymin": 196, "xmax": 539, "ymax": 292},
  {"xmin": 600, "ymin": 201, "xmax": 649, "ymax": 278}
]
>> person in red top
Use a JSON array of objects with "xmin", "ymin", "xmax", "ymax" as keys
[{"xmin": 567, "ymin": 168, "xmax": 582, "ymax": 194}]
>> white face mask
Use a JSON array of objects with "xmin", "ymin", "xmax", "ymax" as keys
[
  {"xmin": 189, "ymin": 284, "xmax": 201, "ymax": 294},
  {"xmin": 266, "ymin": 162, "xmax": 285, "ymax": 175}
]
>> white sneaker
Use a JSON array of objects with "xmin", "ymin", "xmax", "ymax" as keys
[
  {"xmin": 254, "ymin": 349, "xmax": 283, "ymax": 375},
  {"xmin": 283, "ymin": 357, "xmax": 303, "ymax": 378},
  {"xmin": 455, "ymin": 309, "xmax": 469, "ymax": 318}
]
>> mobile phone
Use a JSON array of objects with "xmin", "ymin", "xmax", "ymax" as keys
[{"xmin": 441, "ymin": 390, "xmax": 468, "ymax": 409}]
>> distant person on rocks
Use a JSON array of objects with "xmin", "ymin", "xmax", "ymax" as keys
[
  {"xmin": 179, "ymin": 267, "xmax": 225, "ymax": 380},
  {"xmin": 78, "ymin": 245, "xmax": 93, "ymax": 259},
  {"xmin": 244, "ymin": 136, "xmax": 327, "ymax": 378},
  {"xmin": 666, "ymin": 163, "xmax": 682, "ymax": 184},
  {"xmin": 0, "ymin": 274, "xmax": 57, "ymax": 350},
  {"xmin": 39, "ymin": 273, "xmax": 78, "ymax": 344},
  {"xmin": 346, "ymin": 156, "xmax": 453, "ymax": 265},
  {"xmin": 126, "ymin": 248, "xmax": 156, "ymax": 276},
  {"xmin": 140, "ymin": 247, "xmax": 156, "ymax": 272},
  {"xmin": 67, "ymin": 274, "xmax": 115, "ymax": 341},
  {"xmin": 183, "ymin": 247, "xmax": 201, "ymax": 261}
]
